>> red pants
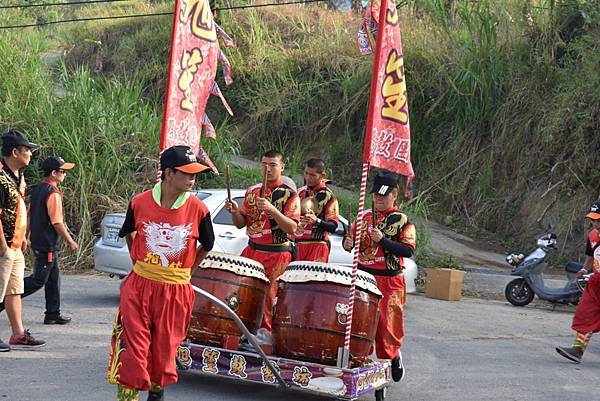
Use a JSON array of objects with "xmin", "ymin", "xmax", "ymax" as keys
[
  {"xmin": 374, "ymin": 274, "xmax": 405, "ymax": 360},
  {"xmin": 572, "ymin": 273, "xmax": 600, "ymax": 334},
  {"xmin": 295, "ymin": 242, "xmax": 329, "ymax": 262},
  {"xmin": 240, "ymin": 246, "xmax": 291, "ymax": 331},
  {"xmin": 107, "ymin": 273, "xmax": 194, "ymax": 390}
]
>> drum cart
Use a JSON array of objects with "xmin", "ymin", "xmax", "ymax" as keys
[{"xmin": 176, "ymin": 285, "xmax": 392, "ymax": 401}]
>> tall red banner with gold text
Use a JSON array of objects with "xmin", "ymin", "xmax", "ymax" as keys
[
  {"xmin": 160, "ymin": 0, "xmax": 219, "ymax": 170},
  {"xmin": 363, "ymin": 0, "xmax": 414, "ymax": 195}
]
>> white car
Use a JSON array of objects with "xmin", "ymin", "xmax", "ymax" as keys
[{"xmin": 94, "ymin": 189, "xmax": 416, "ymax": 292}]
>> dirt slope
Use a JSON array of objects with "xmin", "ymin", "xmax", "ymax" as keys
[{"xmin": 427, "ymin": 221, "xmax": 508, "ymax": 271}]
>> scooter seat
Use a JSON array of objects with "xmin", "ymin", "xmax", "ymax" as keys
[{"xmin": 566, "ymin": 262, "xmax": 583, "ymax": 274}]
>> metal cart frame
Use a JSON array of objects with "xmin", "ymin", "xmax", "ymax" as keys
[{"xmin": 176, "ymin": 285, "xmax": 392, "ymax": 400}]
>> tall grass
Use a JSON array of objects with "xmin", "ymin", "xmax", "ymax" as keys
[
  {"xmin": 0, "ymin": 28, "xmax": 238, "ymax": 269},
  {"xmin": 218, "ymin": 6, "xmax": 372, "ymax": 160},
  {"xmin": 1, "ymin": 0, "xmax": 599, "ymax": 267}
]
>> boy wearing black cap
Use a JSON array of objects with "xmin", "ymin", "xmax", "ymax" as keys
[
  {"xmin": 19, "ymin": 156, "xmax": 77, "ymax": 325},
  {"xmin": 343, "ymin": 171, "xmax": 416, "ymax": 382},
  {"xmin": 107, "ymin": 145, "xmax": 215, "ymax": 401},
  {"xmin": 556, "ymin": 202, "xmax": 600, "ymax": 363},
  {"xmin": 0, "ymin": 130, "xmax": 45, "ymax": 352}
]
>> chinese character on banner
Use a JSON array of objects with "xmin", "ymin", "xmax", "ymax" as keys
[
  {"xmin": 359, "ymin": 0, "xmax": 415, "ymax": 198},
  {"xmin": 160, "ymin": 0, "xmax": 235, "ymax": 174}
]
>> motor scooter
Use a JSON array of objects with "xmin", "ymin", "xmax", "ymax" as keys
[{"xmin": 504, "ymin": 233, "xmax": 588, "ymax": 307}]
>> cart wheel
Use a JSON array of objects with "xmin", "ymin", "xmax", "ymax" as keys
[{"xmin": 375, "ymin": 388, "xmax": 386, "ymax": 401}]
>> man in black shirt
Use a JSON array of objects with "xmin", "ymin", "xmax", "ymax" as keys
[{"xmin": 21, "ymin": 156, "xmax": 78, "ymax": 324}]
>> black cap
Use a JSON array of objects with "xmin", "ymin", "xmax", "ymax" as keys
[
  {"xmin": 586, "ymin": 201, "xmax": 600, "ymax": 220},
  {"xmin": 370, "ymin": 172, "xmax": 398, "ymax": 196},
  {"xmin": 160, "ymin": 145, "xmax": 209, "ymax": 174},
  {"xmin": 2, "ymin": 130, "xmax": 39, "ymax": 151},
  {"xmin": 42, "ymin": 156, "xmax": 75, "ymax": 176}
]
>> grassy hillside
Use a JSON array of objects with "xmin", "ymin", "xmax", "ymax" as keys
[{"xmin": 1, "ymin": 0, "xmax": 598, "ymax": 268}]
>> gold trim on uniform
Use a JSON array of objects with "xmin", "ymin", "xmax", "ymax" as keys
[{"xmin": 133, "ymin": 261, "xmax": 191, "ymax": 284}]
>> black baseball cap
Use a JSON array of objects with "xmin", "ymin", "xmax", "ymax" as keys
[
  {"xmin": 160, "ymin": 145, "xmax": 209, "ymax": 174},
  {"xmin": 2, "ymin": 129, "xmax": 39, "ymax": 151},
  {"xmin": 42, "ymin": 156, "xmax": 75, "ymax": 176},
  {"xmin": 371, "ymin": 172, "xmax": 398, "ymax": 196},
  {"xmin": 586, "ymin": 201, "xmax": 600, "ymax": 220}
]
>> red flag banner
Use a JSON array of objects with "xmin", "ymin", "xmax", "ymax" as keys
[
  {"xmin": 361, "ymin": 0, "xmax": 414, "ymax": 196},
  {"xmin": 160, "ymin": 0, "xmax": 234, "ymax": 173}
]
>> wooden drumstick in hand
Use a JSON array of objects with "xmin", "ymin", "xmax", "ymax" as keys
[
  {"xmin": 371, "ymin": 194, "xmax": 377, "ymax": 229},
  {"xmin": 225, "ymin": 164, "xmax": 232, "ymax": 203},
  {"xmin": 260, "ymin": 166, "xmax": 268, "ymax": 198},
  {"xmin": 347, "ymin": 203, "xmax": 353, "ymax": 230}
]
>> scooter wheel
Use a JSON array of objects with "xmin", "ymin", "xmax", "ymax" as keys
[{"xmin": 505, "ymin": 278, "xmax": 534, "ymax": 306}]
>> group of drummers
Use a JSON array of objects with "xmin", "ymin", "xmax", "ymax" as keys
[{"xmin": 107, "ymin": 146, "xmax": 416, "ymax": 401}]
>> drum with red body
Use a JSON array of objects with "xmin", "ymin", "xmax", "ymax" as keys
[
  {"xmin": 188, "ymin": 252, "xmax": 269, "ymax": 346},
  {"xmin": 272, "ymin": 262, "xmax": 381, "ymax": 366}
]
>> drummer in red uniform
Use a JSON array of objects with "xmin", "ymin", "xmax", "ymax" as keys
[
  {"xmin": 225, "ymin": 150, "xmax": 300, "ymax": 332},
  {"xmin": 343, "ymin": 172, "xmax": 416, "ymax": 382},
  {"xmin": 294, "ymin": 158, "xmax": 339, "ymax": 262},
  {"xmin": 107, "ymin": 146, "xmax": 215, "ymax": 401},
  {"xmin": 556, "ymin": 201, "xmax": 600, "ymax": 363}
]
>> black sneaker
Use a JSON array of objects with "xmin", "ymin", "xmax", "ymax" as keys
[
  {"xmin": 147, "ymin": 389, "xmax": 164, "ymax": 401},
  {"xmin": 556, "ymin": 346, "xmax": 583, "ymax": 363},
  {"xmin": 9, "ymin": 329, "xmax": 46, "ymax": 350},
  {"xmin": 44, "ymin": 315, "xmax": 72, "ymax": 325},
  {"xmin": 0, "ymin": 338, "xmax": 10, "ymax": 352},
  {"xmin": 391, "ymin": 354, "xmax": 405, "ymax": 382}
]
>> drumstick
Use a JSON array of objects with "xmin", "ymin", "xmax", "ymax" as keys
[
  {"xmin": 371, "ymin": 194, "xmax": 376, "ymax": 229},
  {"xmin": 225, "ymin": 164, "xmax": 232, "ymax": 203},
  {"xmin": 260, "ymin": 166, "xmax": 268, "ymax": 198},
  {"xmin": 346, "ymin": 203, "xmax": 353, "ymax": 239},
  {"xmin": 347, "ymin": 203, "xmax": 353, "ymax": 227}
]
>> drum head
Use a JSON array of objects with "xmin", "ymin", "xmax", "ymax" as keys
[
  {"xmin": 278, "ymin": 262, "xmax": 382, "ymax": 296},
  {"xmin": 200, "ymin": 252, "xmax": 269, "ymax": 282}
]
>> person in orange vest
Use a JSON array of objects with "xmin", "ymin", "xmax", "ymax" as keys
[
  {"xmin": 11, "ymin": 156, "xmax": 78, "ymax": 325},
  {"xmin": 225, "ymin": 149, "xmax": 300, "ymax": 332},
  {"xmin": 294, "ymin": 158, "xmax": 339, "ymax": 262},
  {"xmin": 343, "ymin": 172, "xmax": 416, "ymax": 382},
  {"xmin": 556, "ymin": 201, "xmax": 600, "ymax": 363},
  {"xmin": 107, "ymin": 146, "xmax": 215, "ymax": 401}
]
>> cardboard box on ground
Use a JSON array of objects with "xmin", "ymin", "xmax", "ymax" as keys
[{"xmin": 425, "ymin": 268, "xmax": 465, "ymax": 301}]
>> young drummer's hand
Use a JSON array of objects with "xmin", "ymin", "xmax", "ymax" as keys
[
  {"xmin": 343, "ymin": 235, "xmax": 354, "ymax": 252},
  {"xmin": 369, "ymin": 228, "xmax": 383, "ymax": 243},
  {"xmin": 256, "ymin": 197, "xmax": 274, "ymax": 214},
  {"xmin": 302, "ymin": 209, "xmax": 318, "ymax": 226},
  {"xmin": 225, "ymin": 199, "xmax": 239, "ymax": 214}
]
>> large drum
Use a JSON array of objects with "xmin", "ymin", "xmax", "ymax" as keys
[
  {"xmin": 188, "ymin": 252, "xmax": 269, "ymax": 347},
  {"xmin": 272, "ymin": 262, "xmax": 382, "ymax": 366}
]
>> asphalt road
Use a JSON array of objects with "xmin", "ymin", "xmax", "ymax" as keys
[
  {"xmin": 462, "ymin": 267, "xmax": 569, "ymax": 298},
  {"xmin": 1, "ymin": 274, "xmax": 599, "ymax": 401}
]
